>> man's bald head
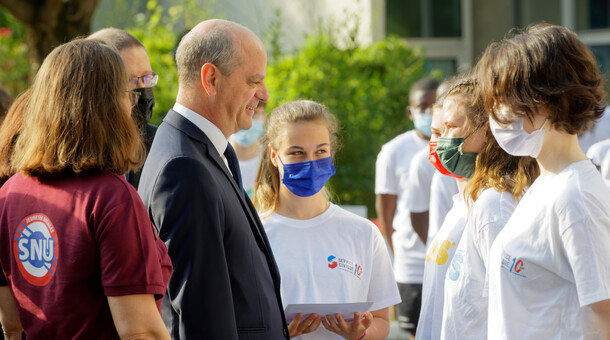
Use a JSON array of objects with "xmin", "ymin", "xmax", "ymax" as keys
[{"xmin": 176, "ymin": 19, "xmax": 261, "ymax": 87}]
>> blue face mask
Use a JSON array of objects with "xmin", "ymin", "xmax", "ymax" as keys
[
  {"xmin": 232, "ymin": 119, "xmax": 264, "ymax": 146},
  {"xmin": 278, "ymin": 156, "xmax": 336, "ymax": 197},
  {"xmin": 414, "ymin": 113, "xmax": 432, "ymax": 137}
]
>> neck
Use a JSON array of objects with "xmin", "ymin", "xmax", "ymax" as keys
[
  {"xmin": 275, "ymin": 186, "xmax": 330, "ymax": 220},
  {"xmin": 415, "ymin": 129, "xmax": 430, "ymax": 141},
  {"xmin": 536, "ymin": 129, "xmax": 586, "ymax": 175},
  {"xmin": 230, "ymin": 139, "xmax": 261, "ymax": 160},
  {"xmin": 456, "ymin": 177, "xmax": 468, "ymax": 195}
]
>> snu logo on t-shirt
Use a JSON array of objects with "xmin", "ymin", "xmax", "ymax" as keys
[{"xmin": 13, "ymin": 213, "xmax": 59, "ymax": 286}]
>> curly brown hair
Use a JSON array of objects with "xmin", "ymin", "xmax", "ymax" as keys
[{"xmin": 475, "ymin": 23, "xmax": 605, "ymax": 135}]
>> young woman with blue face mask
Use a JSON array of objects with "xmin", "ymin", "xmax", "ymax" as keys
[
  {"xmin": 476, "ymin": 23, "xmax": 610, "ymax": 339},
  {"xmin": 254, "ymin": 100, "xmax": 400, "ymax": 340}
]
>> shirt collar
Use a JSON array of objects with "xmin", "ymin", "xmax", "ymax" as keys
[{"xmin": 173, "ymin": 103, "xmax": 227, "ymax": 156}]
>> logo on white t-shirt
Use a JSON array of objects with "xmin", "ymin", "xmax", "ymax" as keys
[
  {"xmin": 501, "ymin": 252, "xmax": 526, "ymax": 278},
  {"xmin": 13, "ymin": 213, "xmax": 59, "ymax": 286},
  {"xmin": 447, "ymin": 249, "xmax": 464, "ymax": 281},
  {"xmin": 426, "ymin": 238, "xmax": 457, "ymax": 266},
  {"xmin": 327, "ymin": 254, "xmax": 362, "ymax": 279}
]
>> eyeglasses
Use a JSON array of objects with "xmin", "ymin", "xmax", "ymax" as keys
[
  {"xmin": 129, "ymin": 72, "xmax": 158, "ymax": 88},
  {"xmin": 126, "ymin": 90, "xmax": 141, "ymax": 107}
]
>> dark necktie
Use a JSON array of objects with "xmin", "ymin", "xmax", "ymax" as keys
[{"xmin": 224, "ymin": 143, "xmax": 244, "ymax": 197}]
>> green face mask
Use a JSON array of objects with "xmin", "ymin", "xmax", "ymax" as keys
[{"xmin": 436, "ymin": 127, "xmax": 481, "ymax": 179}]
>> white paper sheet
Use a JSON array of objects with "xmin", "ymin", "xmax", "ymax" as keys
[{"xmin": 284, "ymin": 302, "xmax": 374, "ymax": 323}]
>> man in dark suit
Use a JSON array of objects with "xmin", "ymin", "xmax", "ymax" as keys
[
  {"xmin": 138, "ymin": 19, "xmax": 289, "ymax": 340},
  {"xmin": 87, "ymin": 28, "xmax": 158, "ymax": 189}
]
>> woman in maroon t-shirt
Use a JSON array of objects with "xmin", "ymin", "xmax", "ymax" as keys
[{"xmin": 0, "ymin": 39, "xmax": 171, "ymax": 340}]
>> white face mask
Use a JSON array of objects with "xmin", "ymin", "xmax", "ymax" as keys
[{"xmin": 489, "ymin": 116, "xmax": 547, "ymax": 158}]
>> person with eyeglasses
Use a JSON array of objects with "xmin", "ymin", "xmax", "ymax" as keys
[
  {"xmin": 375, "ymin": 77, "xmax": 439, "ymax": 339},
  {"xmin": 88, "ymin": 28, "xmax": 159, "ymax": 189},
  {"xmin": 0, "ymin": 39, "xmax": 171, "ymax": 340}
]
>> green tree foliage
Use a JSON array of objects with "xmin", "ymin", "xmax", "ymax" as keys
[
  {"xmin": 123, "ymin": 0, "xmax": 209, "ymax": 125},
  {"xmin": 0, "ymin": 8, "xmax": 29, "ymax": 98},
  {"xmin": 266, "ymin": 32, "xmax": 435, "ymax": 217}
]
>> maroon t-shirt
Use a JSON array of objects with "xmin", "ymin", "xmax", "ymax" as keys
[{"xmin": 0, "ymin": 172, "xmax": 172, "ymax": 339}]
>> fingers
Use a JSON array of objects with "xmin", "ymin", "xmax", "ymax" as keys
[
  {"xmin": 301, "ymin": 314, "xmax": 322, "ymax": 334},
  {"xmin": 361, "ymin": 311, "xmax": 374, "ymax": 328},
  {"xmin": 289, "ymin": 313, "xmax": 321, "ymax": 337}
]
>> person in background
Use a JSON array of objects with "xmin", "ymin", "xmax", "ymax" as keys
[
  {"xmin": 421, "ymin": 78, "xmax": 459, "ymax": 243},
  {"xmin": 477, "ymin": 23, "xmax": 610, "ymax": 339},
  {"xmin": 416, "ymin": 74, "xmax": 486, "ymax": 340},
  {"xmin": 0, "ymin": 39, "xmax": 171, "ymax": 340},
  {"xmin": 88, "ymin": 28, "xmax": 159, "ymax": 189},
  {"xmin": 0, "ymin": 90, "xmax": 29, "ymax": 186},
  {"xmin": 439, "ymin": 79, "xmax": 539, "ymax": 339},
  {"xmin": 254, "ymin": 100, "xmax": 401, "ymax": 340},
  {"xmin": 375, "ymin": 77, "xmax": 439, "ymax": 339},
  {"xmin": 230, "ymin": 101, "xmax": 266, "ymax": 199},
  {"xmin": 137, "ymin": 19, "xmax": 289, "ymax": 339},
  {"xmin": 0, "ymin": 86, "xmax": 10, "ymax": 123}
]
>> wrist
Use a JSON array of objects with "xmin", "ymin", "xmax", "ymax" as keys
[{"xmin": 355, "ymin": 330, "xmax": 366, "ymax": 340}]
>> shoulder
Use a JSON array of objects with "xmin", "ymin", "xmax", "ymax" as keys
[
  {"xmin": 332, "ymin": 205, "xmax": 382, "ymax": 238},
  {"xmin": 471, "ymin": 188, "xmax": 517, "ymax": 226}
]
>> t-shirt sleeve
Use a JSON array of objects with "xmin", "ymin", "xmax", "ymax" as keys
[
  {"xmin": 367, "ymin": 225, "xmax": 402, "ymax": 311},
  {"xmin": 562, "ymin": 216, "xmax": 610, "ymax": 307},
  {"xmin": 406, "ymin": 152, "xmax": 434, "ymax": 213},
  {"xmin": 375, "ymin": 145, "xmax": 398, "ymax": 195},
  {"xmin": 96, "ymin": 186, "xmax": 168, "ymax": 298}
]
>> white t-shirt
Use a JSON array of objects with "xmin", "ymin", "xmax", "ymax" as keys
[
  {"xmin": 406, "ymin": 148, "xmax": 436, "ymax": 213},
  {"xmin": 428, "ymin": 172, "xmax": 459, "ymax": 243},
  {"xmin": 415, "ymin": 195, "xmax": 468, "ymax": 340},
  {"xmin": 440, "ymin": 188, "xmax": 517, "ymax": 340},
  {"xmin": 262, "ymin": 204, "xmax": 401, "ymax": 340},
  {"xmin": 579, "ymin": 106, "xmax": 610, "ymax": 152},
  {"xmin": 488, "ymin": 160, "xmax": 610, "ymax": 340},
  {"xmin": 586, "ymin": 137, "xmax": 610, "ymax": 168},
  {"xmin": 600, "ymin": 148, "xmax": 610, "ymax": 181},
  {"xmin": 238, "ymin": 153, "xmax": 261, "ymax": 199},
  {"xmin": 375, "ymin": 130, "xmax": 429, "ymax": 283}
]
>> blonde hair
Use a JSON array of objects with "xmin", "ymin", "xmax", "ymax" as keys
[
  {"xmin": 0, "ymin": 89, "xmax": 30, "ymax": 185},
  {"xmin": 11, "ymin": 39, "xmax": 144, "ymax": 178},
  {"xmin": 254, "ymin": 100, "xmax": 339, "ymax": 214}
]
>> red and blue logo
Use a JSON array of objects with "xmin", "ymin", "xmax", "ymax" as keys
[
  {"xmin": 327, "ymin": 254, "xmax": 362, "ymax": 279},
  {"xmin": 328, "ymin": 255, "xmax": 338, "ymax": 269},
  {"xmin": 13, "ymin": 213, "xmax": 59, "ymax": 286}
]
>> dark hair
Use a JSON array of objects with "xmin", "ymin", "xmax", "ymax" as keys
[
  {"xmin": 87, "ymin": 27, "xmax": 144, "ymax": 52},
  {"xmin": 475, "ymin": 23, "xmax": 606, "ymax": 135},
  {"xmin": 11, "ymin": 39, "xmax": 144, "ymax": 178},
  {"xmin": 411, "ymin": 77, "xmax": 440, "ymax": 94},
  {"xmin": 0, "ymin": 86, "xmax": 11, "ymax": 120}
]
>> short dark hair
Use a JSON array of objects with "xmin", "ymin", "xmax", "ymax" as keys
[
  {"xmin": 411, "ymin": 77, "xmax": 440, "ymax": 94},
  {"xmin": 475, "ymin": 23, "xmax": 606, "ymax": 135},
  {"xmin": 87, "ymin": 27, "xmax": 144, "ymax": 52}
]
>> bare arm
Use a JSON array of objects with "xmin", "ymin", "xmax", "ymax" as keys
[
  {"xmin": 410, "ymin": 211, "xmax": 429, "ymax": 245},
  {"xmin": 376, "ymin": 194, "xmax": 397, "ymax": 252},
  {"xmin": 590, "ymin": 299, "xmax": 610, "ymax": 339},
  {"xmin": 0, "ymin": 286, "xmax": 21, "ymax": 340},
  {"xmin": 108, "ymin": 294, "xmax": 170, "ymax": 340}
]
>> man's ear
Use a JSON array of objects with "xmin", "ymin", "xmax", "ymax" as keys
[{"xmin": 201, "ymin": 63, "xmax": 218, "ymax": 96}]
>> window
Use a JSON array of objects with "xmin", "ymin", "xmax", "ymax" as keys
[
  {"xmin": 576, "ymin": 0, "xmax": 610, "ymax": 30},
  {"xmin": 386, "ymin": 0, "xmax": 462, "ymax": 38},
  {"xmin": 514, "ymin": 0, "xmax": 561, "ymax": 27}
]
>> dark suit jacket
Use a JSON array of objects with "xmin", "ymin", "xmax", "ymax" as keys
[
  {"xmin": 138, "ymin": 109, "xmax": 289, "ymax": 340},
  {"xmin": 127, "ymin": 123, "xmax": 157, "ymax": 189}
]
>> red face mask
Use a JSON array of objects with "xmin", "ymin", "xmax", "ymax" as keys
[{"xmin": 428, "ymin": 140, "xmax": 463, "ymax": 179}]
